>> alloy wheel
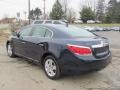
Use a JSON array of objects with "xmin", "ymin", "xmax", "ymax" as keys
[{"xmin": 45, "ymin": 59, "xmax": 57, "ymax": 77}]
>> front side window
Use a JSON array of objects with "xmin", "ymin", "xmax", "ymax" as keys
[{"xmin": 19, "ymin": 26, "xmax": 32, "ymax": 37}]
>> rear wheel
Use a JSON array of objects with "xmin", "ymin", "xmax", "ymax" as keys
[
  {"xmin": 43, "ymin": 56, "xmax": 61, "ymax": 80},
  {"xmin": 7, "ymin": 43, "xmax": 15, "ymax": 57}
]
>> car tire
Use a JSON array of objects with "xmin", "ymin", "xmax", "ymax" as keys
[
  {"xmin": 7, "ymin": 43, "xmax": 15, "ymax": 57},
  {"xmin": 43, "ymin": 56, "xmax": 61, "ymax": 80}
]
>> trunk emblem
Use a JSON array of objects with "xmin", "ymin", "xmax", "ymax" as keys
[{"xmin": 92, "ymin": 41, "xmax": 108, "ymax": 48}]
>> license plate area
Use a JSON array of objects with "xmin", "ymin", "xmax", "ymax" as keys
[{"xmin": 92, "ymin": 46, "xmax": 109, "ymax": 58}]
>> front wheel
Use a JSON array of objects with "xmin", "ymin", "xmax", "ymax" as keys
[
  {"xmin": 43, "ymin": 56, "xmax": 61, "ymax": 80},
  {"xmin": 7, "ymin": 43, "xmax": 15, "ymax": 57}
]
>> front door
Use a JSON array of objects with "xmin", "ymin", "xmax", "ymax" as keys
[
  {"xmin": 13, "ymin": 26, "xmax": 32, "ymax": 56},
  {"xmin": 24, "ymin": 26, "xmax": 52, "ymax": 61}
]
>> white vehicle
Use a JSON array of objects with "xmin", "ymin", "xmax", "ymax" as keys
[
  {"xmin": 83, "ymin": 26, "xmax": 96, "ymax": 31},
  {"xmin": 94, "ymin": 27, "xmax": 104, "ymax": 31},
  {"xmin": 95, "ymin": 20, "xmax": 102, "ymax": 23},
  {"xmin": 31, "ymin": 20, "xmax": 66, "ymax": 25},
  {"xmin": 74, "ymin": 20, "xmax": 83, "ymax": 24},
  {"xmin": 103, "ymin": 27, "xmax": 112, "ymax": 31},
  {"xmin": 87, "ymin": 20, "xmax": 95, "ymax": 24},
  {"xmin": 110, "ymin": 27, "xmax": 120, "ymax": 31}
]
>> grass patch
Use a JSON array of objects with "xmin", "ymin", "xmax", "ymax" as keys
[
  {"xmin": 0, "ymin": 29, "xmax": 11, "ymax": 43},
  {"xmin": 72, "ymin": 23, "xmax": 120, "ymax": 27}
]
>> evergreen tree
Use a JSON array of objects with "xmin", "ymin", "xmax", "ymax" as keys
[
  {"xmin": 50, "ymin": 0, "xmax": 64, "ymax": 20},
  {"xmin": 29, "ymin": 9, "xmax": 35, "ymax": 20},
  {"xmin": 59, "ymin": 0, "xmax": 69, "ymax": 19},
  {"xmin": 114, "ymin": 2, "xmax": 120, "ymax": 23},
  {"xmin": 29, "ymin": 8, "xmax": 42, "ymax": 20},
  {"xmin": 34, "ymin": 7, "xmax": 42, "ymax": 20},
  {"xmin": 80, "ymin": 6, "xmax": 95, "ymax": 23}
]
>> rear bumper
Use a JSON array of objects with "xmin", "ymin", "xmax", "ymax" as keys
[{"xmin": 58, "ymin": 51, "xmax": 111, "ymax": 74}]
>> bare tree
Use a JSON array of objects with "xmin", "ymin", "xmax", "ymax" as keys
[
  {"xmin": 67, "ymin": 8, "xmax": 76, "ymax": 23},
  {"xmin": 96, "ymin": 0, "xmax": 105, "ymax": 21}
]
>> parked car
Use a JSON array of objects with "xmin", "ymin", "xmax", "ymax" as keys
[
  {"xmin": 83, "ymin": 26, "xmax": 96, "ymax": 31},
  {"xmin": 110, "ymin": 27, "xmax": 120, "ymax": 31},
  {"xmin": 31, "ymin": 20, "xmax": 66, "ymax": 25},
  {"xmin": 95, "ymin": 20, "xmax": 102, "ymax": 23},
  {"xmin": 7, "ymin": 24, "xmax": 111, "ymax": 79},
  {"xmin": 103, "ymin": 27, "xmax": 112, "ymax": 31},
  {"xmin": 74, "ymin": 20, "xmax": 83, "ymax": 24},
  {"xmin": 87, "ymin": 20, "xmax": 95, "ymax": 24},
  {"xmin": 94, "ymin": 27, "xmax": 104, "ymax": 31}
]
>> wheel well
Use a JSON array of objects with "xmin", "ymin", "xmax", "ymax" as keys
[
  {"xmin": 41, "ymin": 53, "xmax": 56, "ymax": 66},
  {"xmin": 6, "ymin": 41, "xmax": 10, "ymax": 48}
]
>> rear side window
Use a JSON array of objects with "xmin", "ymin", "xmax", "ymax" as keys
[
  {"xmin": 45, "ymin": 30, "xmax": 52, "ymax": 38},
  {"xmin": 32, "ymin": 26, "xmax": 46, "ymax": 37},
  {"xmin": 45, "ymin": 21, "xmax": 52, "ymax": 24},
  {"xmin": 34, "ymin": 21, "xmax": 43, "ymax": 24}
]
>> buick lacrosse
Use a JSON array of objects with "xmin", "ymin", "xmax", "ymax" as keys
[{"xmin": 6, "ymin": 24, "xmax": 111, "ymax": 79}]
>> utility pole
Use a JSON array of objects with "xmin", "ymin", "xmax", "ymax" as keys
[
  {"xmin": 28, "ymin": 0, "xmax": 31, "ymax": 24},
  {"xmin": 43, "ymin": 0, "xmax": 46, "ymax": 19}
]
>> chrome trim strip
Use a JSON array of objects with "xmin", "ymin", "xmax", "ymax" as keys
[
  {"xmin": 92, "ymin": 41, "xmax": 108, "ymax": 48},
  {"xmin": 15, "ymin": 52, "xmax": 39, "ymax": 62}
]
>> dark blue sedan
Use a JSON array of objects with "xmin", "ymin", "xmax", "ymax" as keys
[{"xmin": 6, "ymin": 24, "xmax": 111, "ymax": 79}]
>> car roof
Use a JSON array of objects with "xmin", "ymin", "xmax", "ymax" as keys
[
  {"xmin": 32, "ymin": 20, "xmax": 61, "ymax": 22},
  {"xmin": 32, "ymin": 24, "xmax": 66, "ymax": 28},
  {"xmin": 31, "ymin": 20, "xmax": 66, "ymax": 25}
]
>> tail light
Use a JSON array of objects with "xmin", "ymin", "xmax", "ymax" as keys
[{"xmin": 67, "ymin": 44, "xmax": 92, "ymax": 55}]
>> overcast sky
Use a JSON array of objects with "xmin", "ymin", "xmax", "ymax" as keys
[{"xmin": 0, "ymin": 0, "xmax": 111, "ymax": 19}]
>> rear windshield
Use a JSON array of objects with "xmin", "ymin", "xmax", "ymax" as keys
[{"xmin": 60, "ymin": 26, "xmax": 95, "ymax": 37}]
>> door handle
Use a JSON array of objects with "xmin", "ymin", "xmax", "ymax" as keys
[
  {"xmin": 21, "ymin": 42, "xmax": 26, "ymax": 44},
  {"xmin": 38, "ymin": 43, "xmax": 44, "ymax": 46}
]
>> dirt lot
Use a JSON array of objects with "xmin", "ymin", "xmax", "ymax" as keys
[{"xmin": 0, "ymin": 30, "xmax": 120, "ymax": 90}]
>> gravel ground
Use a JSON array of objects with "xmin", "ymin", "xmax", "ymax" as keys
[{"xmin": 0, "ymin": 30, "xmax": 120, "ymax": 90}]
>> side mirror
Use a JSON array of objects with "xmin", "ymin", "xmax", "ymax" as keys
[
  {"xmin": 16, "ymin": 33, "xmax": 20, "ymax": 38},
  {"xmin": 12, "ymin": 32, "xmax": 17, "ymax": 36},
  {"xmin": 12, "ymin": 31, "xmax": 20, "ymax": 38}
]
